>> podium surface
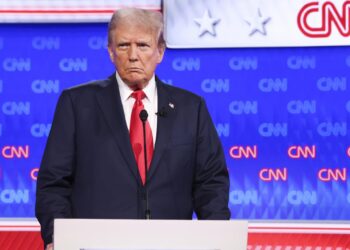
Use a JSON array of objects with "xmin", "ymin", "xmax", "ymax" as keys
[{"xmin": 54, "ymin": 219, "xmax": 248, "ymax": 250}]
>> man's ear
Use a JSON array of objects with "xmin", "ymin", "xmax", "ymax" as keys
[
  {"xmin": 157, "ymin": 44, "xmax": 166, "ymax": 63},
  {"xmin": 107, "ymin": 47, "xmax": 114, "ymax": 62}
]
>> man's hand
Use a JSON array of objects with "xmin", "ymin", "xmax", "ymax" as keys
[{"xmin": 46, "ymin": 243, "xmax": 53, "ymax": 250}]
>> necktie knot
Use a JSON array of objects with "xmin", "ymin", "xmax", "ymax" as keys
[{"xmin": 131, "ymin": 90, "xmax": 146, "ymax": 102}]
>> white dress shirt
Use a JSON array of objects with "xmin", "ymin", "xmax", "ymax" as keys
[{"xmin": 116, "ymin": 72, "xmax": 158, "ymax": 145}]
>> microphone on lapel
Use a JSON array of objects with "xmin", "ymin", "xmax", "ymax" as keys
[
  {"xmin": 139, "ymin": 109, "xmax": 151, "ymax": 220},
  {"xmin": 155, "ymin": 107, "xmax": 167, "ymax": 117}
]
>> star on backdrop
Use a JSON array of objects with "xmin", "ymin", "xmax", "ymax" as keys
[
  {"xmin": 245, "ymin": 8, "xmax": 271, "ymax": 36},
  {"xmin": 194, "ymin": 10, "xmax": 220, "ymax": 37}
]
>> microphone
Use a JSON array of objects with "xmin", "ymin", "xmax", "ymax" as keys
[
  {"xmin": 139, "ymin": 109, "xmax": 148, "ymax": 122},
  {"xmin": 139, "ymin": 109, "xmax": 151, "ymax": 219},
  {"xmin": 156, "ymin": 107, "xmax": 167, "ymax": 117}
]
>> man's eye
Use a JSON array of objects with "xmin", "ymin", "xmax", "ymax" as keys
[
  {"xmin": 117, "ymin": 44, "xmax": 129, "ymax": 49},
  {"xmin": 138, "ymin": 43, "xmax": 149, "ymax": 48}
]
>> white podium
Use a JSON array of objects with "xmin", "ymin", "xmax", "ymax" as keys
[{"xmin": 54, "ymin": 219, "xmax": 248, "ymax": 250}]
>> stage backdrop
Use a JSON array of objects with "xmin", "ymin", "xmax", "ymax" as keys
[{"xmin": 0, "ymin": 23, "xmax": 349, "ymax": 220}]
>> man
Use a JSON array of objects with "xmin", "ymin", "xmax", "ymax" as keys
[{"xmin": 36, "ymin": 8, "xmax": 230, "ymax": 249}]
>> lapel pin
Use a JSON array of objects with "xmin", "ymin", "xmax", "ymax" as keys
[{"xmin": 169, "ymin": 102, "xmax": 175, "ymax": 109}]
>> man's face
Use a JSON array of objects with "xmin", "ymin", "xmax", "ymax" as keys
[{"xmin": 108, "ymin": 23, "xmax": 165, "ymax": 89}]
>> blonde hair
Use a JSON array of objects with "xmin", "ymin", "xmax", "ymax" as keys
[{"xmin": 108, "ymin": 8, "xmax": 165, "ymax": 47}]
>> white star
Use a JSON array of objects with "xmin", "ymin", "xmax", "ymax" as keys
[
  {"xmin": 194, "ymin": 10, "xmax": 220, "ymax": 37},
  {"xmin": 245, "ymin": 8, "xmax": 271, "ymax": 36}
]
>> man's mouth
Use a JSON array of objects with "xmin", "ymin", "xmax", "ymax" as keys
[{"xmin": 128, "ymin": 67, "xmax": 142, "ymax": 72}]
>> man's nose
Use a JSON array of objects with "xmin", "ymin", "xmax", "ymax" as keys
[{"xmin": 128, "ymin": 44, "xmax": 138, "ymax": 61}]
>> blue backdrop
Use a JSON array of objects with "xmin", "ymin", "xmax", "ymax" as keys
[{"xmin": 0, "ymin": 23, "xmax": 349, "ymax": 220}]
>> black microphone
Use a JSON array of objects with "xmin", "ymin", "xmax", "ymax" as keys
[
  {"xmin": 139, "ymin": 109, "xmax": 151, "ymax": 219},
  {"xmin": 140, "ymin": 109, "xmax": 148, "ymax": 122},
  {"xmin": 156, "ymin": 107, "xmax": 167, "ymax": 117}
]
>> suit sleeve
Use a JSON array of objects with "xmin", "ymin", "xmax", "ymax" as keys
[
  {"xmin": 193, "ymin": 98, "xmax": 231, "ymax": 220},
  {"xmin": 35, "ymin": 90, "xmax": 75, "ymax": 246}
]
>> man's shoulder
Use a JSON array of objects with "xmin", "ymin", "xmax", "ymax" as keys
[
  {"xmin": 159, "ymin": 80, "xmax": 202, "ymax": 104},
  {"xmin": 64, "ymin": 78, "xmax": 112, "ymax": 95}
]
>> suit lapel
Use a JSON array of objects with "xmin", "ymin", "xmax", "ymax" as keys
[
  {"xmin": 148, "ymin": 78, "xmax": 176, "ymax": 181},
  {"xmin": 95, "ymin": 75, "xmax": 141, "ymax": 184}
]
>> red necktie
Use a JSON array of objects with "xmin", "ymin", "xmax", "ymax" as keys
[{"xmin": 129, "ymin": 90, "xmax": 154, "ymax": 185}]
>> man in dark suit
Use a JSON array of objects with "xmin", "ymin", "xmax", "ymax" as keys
[{"xmin": 36, "ymin": 8, "xmax": 230, "ymax": 250}]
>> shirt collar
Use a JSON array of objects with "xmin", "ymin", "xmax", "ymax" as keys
[{"xmin": 115, "ymin": 72, "xmax": 156, "ymax": 102}]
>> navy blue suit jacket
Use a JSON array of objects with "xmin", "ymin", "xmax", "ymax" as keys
[{"xmin": 35, "ymin": 75, "xmax": 230, "ymax": 245}]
